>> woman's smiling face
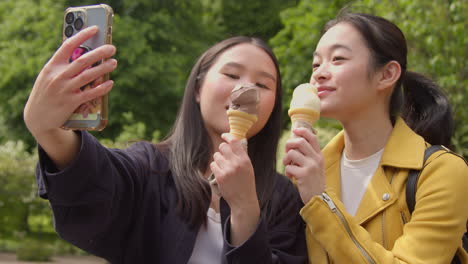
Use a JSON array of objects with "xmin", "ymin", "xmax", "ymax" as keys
[
  {"xmin": 197, "ymin": 43, "xmax": 277, "ymax": 139},
  {"xmin": 310, "ymin": 22, "xmax": 381, "ymax": 122}
]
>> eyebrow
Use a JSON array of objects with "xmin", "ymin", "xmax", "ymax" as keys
[
  {"xmin": 313, "ymin": 44, "xmax": 352, "ymax": 57},
  {"xmin": 223, "ymin": 62, "xmax": 277, "ymax": 82}
]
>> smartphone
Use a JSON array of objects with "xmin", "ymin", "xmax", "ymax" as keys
[{"xmin": 61, "ymin": 4, "xmax": 113, "ymax": 131}]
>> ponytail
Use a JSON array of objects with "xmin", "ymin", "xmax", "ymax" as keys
[{"xmin": 399, "ymin": 71, "xmax": 454, "ymax": 147}]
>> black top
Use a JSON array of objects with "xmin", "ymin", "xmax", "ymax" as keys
[{"xmin": 36, "ymin": 131, "xmax": 308, "ymax": 263}]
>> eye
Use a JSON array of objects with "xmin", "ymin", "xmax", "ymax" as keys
[
  {"xmin": 256, "ymin": 82, "xmax": 269, "ymax": 89},
  {"xmin": 333, "ymin": 56, "xmax": 346, "ymax": 61},
  {"xmin": 224, "ymin": 73, "xmax": 239, "ymax": 79},
  {"xmin": 312, "ymin": 63, "xmax": 320, "ymax": 70}
]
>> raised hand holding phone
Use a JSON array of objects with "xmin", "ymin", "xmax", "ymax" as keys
[{"xmin": 23, "ymin": 25, "xmax": 117, "ymax": 169}]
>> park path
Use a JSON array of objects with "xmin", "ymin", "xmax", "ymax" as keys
[{"xmin": 0, "ymin": 253, "xmax": 106, "ymax": 264}]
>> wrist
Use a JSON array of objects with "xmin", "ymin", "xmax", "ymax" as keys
[
  {"xmin": 34, "ymin": 128, "xmax": 73, "ymax": 146},
  {"xmin": 230, "ymin": 200, "xmax": 260, "ymax": 220},
  {"xmin": 311, "ymin": 183, "xmax": 326, "ymax": 197},
  {"xmin": 229, "ymin": 201, "xmax": 260, "ymax": 246}
]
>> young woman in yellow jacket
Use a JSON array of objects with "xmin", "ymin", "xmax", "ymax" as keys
[{"xmin": 283, "ymin": 11, "xmax": 468, "ymax": 264}]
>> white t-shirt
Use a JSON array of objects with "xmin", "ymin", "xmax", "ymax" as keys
[
  {"xmin": 340, "ymin": 148, "xmax": 384, "ymax": 216},
  {"xmin": 187, "ymin": 207, "xmax": 223, "ymax": 263}
]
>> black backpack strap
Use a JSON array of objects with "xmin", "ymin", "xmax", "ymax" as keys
[{"xmin": 406, "ymin": 145, "xmax": 447, "ymax": 214}]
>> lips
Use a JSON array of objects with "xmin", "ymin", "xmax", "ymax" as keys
[{"xmin": 317, "ymin": 86, "xmax": 335, "ymax": 98}]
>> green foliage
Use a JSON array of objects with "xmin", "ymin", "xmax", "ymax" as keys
[
  {"xmin": 16, "ymin": 239, "xmax": 53, "ymax": 261},
  {"xmin": 273, "ymin": 0, "xmax": 468, "ymax": 157},
  {"xmin": 0, "ymin": 141, "xmax": 39, "ymax": 236},
  {"xmin": 215, "ymin": 0, "xmax": 297, "ymax": 40},
  {"xmin": 0, "ymin": 0, "xmax": 64, "ymax": 147}
]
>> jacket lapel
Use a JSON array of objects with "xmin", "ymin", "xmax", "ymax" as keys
[
  {"xmin": 323, "ymin": 131, "xmax": 345, "ymax": 199},
  {"xmin": 322, "ymin": 118, "xmax": 427, "ymax": 225},
  {"xmin": 355, "ymin": 118, "xmax": 426, "ymax": 224},
  {"xmin": 354, "ymin": 166, "xmax": 396, "ymax": 224}
]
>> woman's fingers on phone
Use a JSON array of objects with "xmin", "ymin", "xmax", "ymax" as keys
[
  {"xmin": 68, "ymin": 58, "xmax": 117, "ymax": 92},
  {"xmin": 65, "ymin": 45, "xmax": 116, "ymax": 78},
  {"xmin": 78, "ymin": 80, "xmax": 114, "ymax": 104},
  {"xmin": 52, "ymin": 26, "xmax": 99, "ymax": 64}
]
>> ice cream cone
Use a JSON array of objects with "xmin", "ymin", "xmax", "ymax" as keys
[
  {"xmin": 288, "ymin": 107, "xmax": 319, "ymax": 131},
  {"xmin": 227, "ymin": 109, "xmax": 258, "ymax": 140},
  {"xmin": 288, "ymin": 83, "xmax": 321, "ymax": 134}
]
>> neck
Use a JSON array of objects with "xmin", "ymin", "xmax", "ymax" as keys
[{"xmin": 341, "ymin": 113, "xmax": 393, "ymax": 160}]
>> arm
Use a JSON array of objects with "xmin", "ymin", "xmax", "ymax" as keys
[
  {"xmin": 210, "ymin": 133, "xmax": 261, "ymax": 246},
  {"xmin": 36, "ymin": 131, "xmax": 158, "ymax": 261},
  {"xmin": 211, "ymin": 134, "xmax": 307, "ymax": 263},
  {"xmin": 24, "ymin": 26, "xmax": 116, "ymax": 170},
  {"xmin": 222, "ymin": 176, "xmax": 308, "ymax": 264}
]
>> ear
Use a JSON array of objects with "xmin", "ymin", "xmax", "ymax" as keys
[
  {"xmin": 195, "ymin": 87, "xmax": 201, "ymax": 103},
  {"xmin": 376, "ymin": 60, "xmax": 401, "ymax": 91}
]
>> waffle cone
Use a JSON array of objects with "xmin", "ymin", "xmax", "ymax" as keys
[
  {"xmin": 227, "ymin": 109, "xmax": 258, "ymax": 139},
  {"xmin": 288, "ymin": 107, "xmax": 319, "ymax": 125}
]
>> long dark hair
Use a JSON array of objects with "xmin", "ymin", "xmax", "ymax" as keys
[
  {"xmin": 158, "ymin": 36, "xmax": 282, "ymax": 228},
  {"xmin": 324, "ymin": 12, "xmax": 453, "ymax": 147}
]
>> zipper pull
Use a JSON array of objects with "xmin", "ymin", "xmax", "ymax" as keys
[{"xmin": 321, "ymin": 192, "xmax": 337, "ymax": 212}]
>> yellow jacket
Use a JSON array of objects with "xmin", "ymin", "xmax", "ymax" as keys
[{"xmin": 301, "ymin": 118, "xmax": 468, "ymax": 264}]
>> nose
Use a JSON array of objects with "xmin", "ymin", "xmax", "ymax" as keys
[
  {"xmin": 235, "ymin": 79, "xmax": 256, "ymax": 89},
  {"xmin": 311, "ymin": 63, "xmax": 331, "ymax": 83}
]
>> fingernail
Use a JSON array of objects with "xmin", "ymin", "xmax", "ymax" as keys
[
  {"xmin": 109, "ymin": 45, "xmax": 116, "ymax": 54},
  {"xmin": 103, "ymin": 80, "xmax": 114, "ymax": 87}
]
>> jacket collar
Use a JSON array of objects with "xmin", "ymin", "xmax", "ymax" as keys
[
  {"xmin": 380, "ymin": 117, "xmax": 427, "ymax": 170},
  {"xmin": 322, "ymin": 117, "xmax": 426, "ymax": 224},
  {"xmin": 323, "ymin": 117, "xmax": 426, "ymax": 172}
]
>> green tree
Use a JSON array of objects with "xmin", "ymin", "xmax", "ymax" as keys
[
  {"xmin": 0, "ymin": 141, "xmax": 42, "ymax": 237},
  {"xmin": 214, "ymin": 0, "xmax": 298, "ymax": 40},
  {"xmin": 0, "ymin": 0, "xmax": 65, "ymax": 147}
]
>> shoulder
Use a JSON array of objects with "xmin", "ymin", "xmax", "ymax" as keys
[
  {"xmin": 418, "ymin": 149, "xmax": 468, "ymax": 197},
  {"xmin": 422, "ymin": 149, "xmax": 467, "ymax": 180},
  {"xmin": 122, "ymin": 141, "xmax": 171, "ymax": 174}
]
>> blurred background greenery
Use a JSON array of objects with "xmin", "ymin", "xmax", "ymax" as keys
[{"xmin": 0, "ymin": 0, "xmax": 466, "ymax": 260}]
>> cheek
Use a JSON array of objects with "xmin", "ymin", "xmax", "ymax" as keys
[
  {"xmin": 201, "ymin": 77, "xmax": 231, "ymax": 102},
  {"xmin": 247, "ymin": 91, "xmax": 276, "ymax": 138},
  {"xmin": 258, "ymin": 91, "xmax": 276, "ymax": 122}
]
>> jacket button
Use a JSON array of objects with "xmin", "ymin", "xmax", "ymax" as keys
[{"xmin": 382, "ymin": 193, "xmax": 390, "ymax": 201}]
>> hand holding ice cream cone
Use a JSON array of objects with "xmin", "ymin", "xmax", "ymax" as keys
[{"xmin": 210, "ymin": 84, "xmax": 260, "ymax": 195}]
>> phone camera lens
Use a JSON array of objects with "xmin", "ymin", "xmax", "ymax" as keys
[
  {"xmin": 65, "ymin": 12, "xmax": 74, "ymax": 24},
  {"xmin": 74, "ymin": 18, "xmax": 84, "ymax": 30},
  {"xmin": 65, "ymin": 26, "xmax": 74, "ymax": 37}
]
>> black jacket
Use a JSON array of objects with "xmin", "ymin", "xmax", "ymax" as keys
[{"xmin": 36, "ymin": 131, "xmax": 308, "ymax": 263}]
